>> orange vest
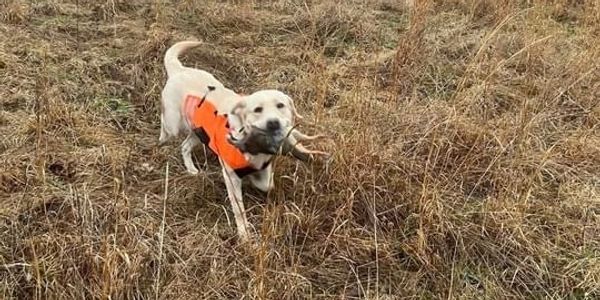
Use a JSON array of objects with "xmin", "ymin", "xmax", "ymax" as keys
[{"xmin": 183, "ymin": 94, "xmax": 269, "ymax": 177}]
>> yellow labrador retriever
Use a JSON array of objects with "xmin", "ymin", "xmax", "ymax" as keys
[{"xmin": 158, "ymin": 41, "xmax": 326, "ymax": 241}]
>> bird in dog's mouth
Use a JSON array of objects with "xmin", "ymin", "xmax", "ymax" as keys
[
  {"xmin": 230, "ymin": 126, "xmax": 285, "ymax": 155},
  {"xmin": 228, "ymin": 126, "xmax": 326, "ymax": 162}
]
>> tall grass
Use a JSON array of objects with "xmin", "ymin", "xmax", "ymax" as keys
[{"xmin": 0, "ymin": 0, "xmax": 598, "ymax": 299}]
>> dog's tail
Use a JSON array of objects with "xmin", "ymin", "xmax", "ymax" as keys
[{"xmin": 164, "ymin": 41, "xmax": 202, "ymax": 77}]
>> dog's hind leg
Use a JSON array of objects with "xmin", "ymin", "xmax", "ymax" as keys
[
  {"xmin": 158, "ymin": 119, "xmax": 169, "ymax": 146},
  {"xmin": 158, "ymin": 97, "xmax": 179, "ymax": 146},
  {"xmin": 181, "ymin": 133, "xmax": 200, "ymax": 174}
]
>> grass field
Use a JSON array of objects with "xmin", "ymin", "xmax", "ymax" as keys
[{"xmin": 1, "ymin": 0, "xmax": 599, "ymax": 299}]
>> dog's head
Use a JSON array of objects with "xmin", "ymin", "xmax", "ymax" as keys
[
  {"xmin": 227, "ymin": 90, "xmax": 327, "ymax": 159},
  {"xmin": 230, "ymin": 90, "xmax": 301, "ymax": 145}
]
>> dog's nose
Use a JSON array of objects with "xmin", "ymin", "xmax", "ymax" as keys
[{"xmin": 266, "ymin": 119, "xmax": 281, "ymax": 131}]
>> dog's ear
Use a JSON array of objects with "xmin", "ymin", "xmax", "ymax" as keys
[
  {"xmin": 231, "ymin": 101, "xmax": 246, "ymax": 122},
  {"xmin": 284, "ymin": 95, "xmax": 303, "ymax": 121}
]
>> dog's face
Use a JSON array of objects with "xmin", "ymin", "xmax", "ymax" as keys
[{"xmin": 231, "ymin": 90, "xmax": 297, "ymax": 138}]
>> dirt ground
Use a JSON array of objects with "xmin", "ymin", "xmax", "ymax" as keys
[{"xmin": 1, "ymin": 0, "xmax": 599, "ymax": 299}]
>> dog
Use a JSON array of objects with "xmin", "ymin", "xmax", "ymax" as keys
[{"xmin": 158, "ymin": 41, "xmax": 327, "ymax": 241}]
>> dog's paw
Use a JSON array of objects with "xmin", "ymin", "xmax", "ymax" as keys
[
  {"xmin": 186, "ymin": 168, "xmax": 199, "ymax": 175},
  {"xmin": 237, "ymin": 232, "xmax": 262, "ymax": 251}
]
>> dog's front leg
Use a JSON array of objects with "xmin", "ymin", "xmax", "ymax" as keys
[
  {"xmin": 222, "ymin": 167, "xmax": 250, "ymax": 241},
  {"xmin": 249, "ymin": 164, "xmax": 274, "ymax": 192}
]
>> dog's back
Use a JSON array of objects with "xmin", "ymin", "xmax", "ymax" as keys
[{"xmin": 159, "ymin": 41, "xmax": 230, "ymax": 142}]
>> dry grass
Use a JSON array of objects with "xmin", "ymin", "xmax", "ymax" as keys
[{"xmin": 1, "ymin": 0, "xmax": 599, "ymax": 299}]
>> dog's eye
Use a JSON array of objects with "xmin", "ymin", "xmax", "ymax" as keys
[
  {"xmin": 254, "ymin": 107, "xmax": 263, "ymax": 113},
  {"xmin": 276, "ymin": 102, "xmax": 285, "ymax": 109}
]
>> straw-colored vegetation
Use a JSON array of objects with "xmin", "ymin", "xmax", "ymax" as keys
[{"xmin": 1, "ymin": 0, "xmax": 599, "ymax": 298}]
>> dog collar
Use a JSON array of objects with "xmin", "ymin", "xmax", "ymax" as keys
[{"xmin": 233, "ymin": 157, "xmax": 273, "ymax": 178}]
